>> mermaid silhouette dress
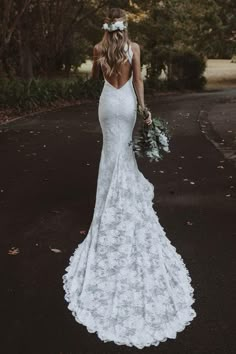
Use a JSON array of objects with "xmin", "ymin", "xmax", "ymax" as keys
[{"xmin": 62, "ymin": 42, "xmax": 197, "ymax": 349}]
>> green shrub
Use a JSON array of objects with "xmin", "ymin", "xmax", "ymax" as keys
[
  {"xmin": 145, "ymin": 47, "xmax": 207, "ymax": 91},
  {"xmin": 0, "ymin": 76, "xmax": 104, "ymax": 112},
  {"xmin": 169, "ymin": 48, "xmax": 207, "ymax": 90},
  {"xmin": 144, "ymin": 77, "xmax": 169, "ymax": 94}
]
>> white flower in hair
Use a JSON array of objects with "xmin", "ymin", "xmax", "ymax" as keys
[
  {"xmin": 113, "ymin": 20, "xmax": 127, "ymax": 30},
  {"xmin": 102, "ymin": 20, "xmax": 127, "ymax": 32},
  {"xmin": 102, "ymin": 23, "xmax": 109, "ymax": 30}
]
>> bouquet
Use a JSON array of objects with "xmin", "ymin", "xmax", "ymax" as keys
[{"xmin": 129, "ymin": 106, "xmax": 171, "ymax": 162}]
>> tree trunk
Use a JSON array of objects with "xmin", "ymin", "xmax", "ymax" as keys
[{"xmin": 19, "ymin": 27, "xmax": 33, "ymax": 79}]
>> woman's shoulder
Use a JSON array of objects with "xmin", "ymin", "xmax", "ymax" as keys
[
  {"xmin": 130, "ymin": 41, "xmax": 140, "ymax": 53},
  {"xmin": 94, "ymin": 41, "xmax": 102, "ymax": 51},
  {"xmin": 94, "ymin": 41, "xmax": 140, "ymax": 53}
]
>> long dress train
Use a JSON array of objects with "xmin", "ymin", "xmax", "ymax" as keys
[{"xmin": 62, "ymin": 43, "xmax": 197, "ymax": 349}]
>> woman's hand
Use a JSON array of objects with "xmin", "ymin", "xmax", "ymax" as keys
[{"xmin": 144, "ymin": 111, "xmax": 152, "ymax": 125}]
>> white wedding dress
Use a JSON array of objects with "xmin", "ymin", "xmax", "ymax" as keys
[{"xmin": 62, "ymin": 43, "xmax": 197, "ymax": 349}]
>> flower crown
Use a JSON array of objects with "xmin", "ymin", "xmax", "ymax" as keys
[{"xmin": 102, "ymin": 20, "xmax": 127, "ymax": 32}]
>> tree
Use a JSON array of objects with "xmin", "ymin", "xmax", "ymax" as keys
[
  {"xmin": 0, "ymin": 0, "xmax": 110, "ymax": 79},
  {"xmin": 0, "ymin": 0, "xmax": 32, "ymax": 57},
  {"xmin": 0, "ymin": 0, "xmax": 32, "ymax": 77}
]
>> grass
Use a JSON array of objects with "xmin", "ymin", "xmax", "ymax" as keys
[{"xmin": 204, "ymin": 59, "xmax": 236, "ymax": 90}]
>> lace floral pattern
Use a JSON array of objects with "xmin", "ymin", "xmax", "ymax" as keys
[{"xmin": 62, "ymin": 57, "xmax": 197, "ymax": 349}]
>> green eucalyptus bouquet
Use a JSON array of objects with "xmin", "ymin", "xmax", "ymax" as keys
[{"xmin": 129, "ymin": 105, "xmax": 171, "ymax": 162}]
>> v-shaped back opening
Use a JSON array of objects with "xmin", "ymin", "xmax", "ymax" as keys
[
  {"xmin": 102, "ymin": 42, "xmax": 133, "ymax": 90},
  {"xmin": 104, "ymin": 75, "xmax": 133, "ymax": 91}
]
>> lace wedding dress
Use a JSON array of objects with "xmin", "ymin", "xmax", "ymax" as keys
[{"xmin": 62, "ymin": 43, "xmax": 197, "ymax": 349}]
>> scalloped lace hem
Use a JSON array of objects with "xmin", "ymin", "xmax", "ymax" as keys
[
  {"xmin": 63, "ymin": 275, "xmax": 196, "ymax": 349},
  {"xmin": 62, "ymin": 235, "xmax": 197, "ymax": 349}
]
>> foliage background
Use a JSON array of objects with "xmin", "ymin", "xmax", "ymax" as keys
[{"xmin": 0, "ymin": 0, "xmax": 235, "ymax": 111}]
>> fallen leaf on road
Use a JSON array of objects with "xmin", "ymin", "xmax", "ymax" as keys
[
  {"xmin": 51, "ymin": 209, "xmax": 61, "ymax": 213},
  {"xmin": 186, "ymin": 221, "xmax": 193, "ymax": 226},
  {"xmin": 225, "ymin": 194, "xmax": 231, "ymax": 198},
  {"xmin": 80, "ymin": 230, "xmax": 87, "ymax": 235},
  {"xmin": 190, "ymin": 181, "xmax": 195, "ymax": 185},
  {"xmin": 49, "ymin": 247, "xmax": 62, "ymax": 253},
  {"xmin": 8, "ymin": 247, "xmax": 20, "ymax": 255}
]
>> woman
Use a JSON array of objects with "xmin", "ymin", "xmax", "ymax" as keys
[{"xmin": 62, "ymin": 7, "xmax": 196, "ymax": 349}]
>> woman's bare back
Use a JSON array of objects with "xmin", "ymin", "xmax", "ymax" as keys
[
  {"xmin": 97, "ymin": 41, "xmax": 134, "ymax": 90},
  {"xmin": 92, "ymin": 41, "xmax": 152, "ymax": 124}
]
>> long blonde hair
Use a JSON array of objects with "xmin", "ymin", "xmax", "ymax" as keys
[{"xmin": 97, "ymin": 8, "xmax": 131, "ymax": 77}]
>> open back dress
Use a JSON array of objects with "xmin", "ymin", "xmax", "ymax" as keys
[{"xmin": 62, "ymin": 42, "xmax": 197, "ymax": 349}]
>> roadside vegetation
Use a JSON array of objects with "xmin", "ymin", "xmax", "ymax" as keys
[{"xmin": 0, "ymin": 0, "xmax": 235, "ymax": 119}]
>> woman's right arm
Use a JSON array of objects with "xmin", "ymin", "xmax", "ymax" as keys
[
  {"xmin": 132, "ymin": 42, "xmax": 152, "ymax": 125},
  {"xmin": 132, "ymin": 42, "xmax": 145, "ymax": 109}
]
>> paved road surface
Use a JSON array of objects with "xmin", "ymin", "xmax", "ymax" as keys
[{"xmin": 0, "ymin": 88, "xmax": 235, "ymax": 354}]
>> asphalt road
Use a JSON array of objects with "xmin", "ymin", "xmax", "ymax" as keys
[{"xmin": 0, "ymin": 88, "xmax": 235, "ymax": 354}]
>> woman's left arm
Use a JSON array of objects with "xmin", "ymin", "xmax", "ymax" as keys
[{"xmin": 90, "ymin": 44, "xmax": 101, "ymax": 79}]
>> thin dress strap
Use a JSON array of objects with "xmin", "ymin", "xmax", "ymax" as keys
[{"xmin": 124, "ymin": 43, "xmax": 133, "ymax": 65}]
